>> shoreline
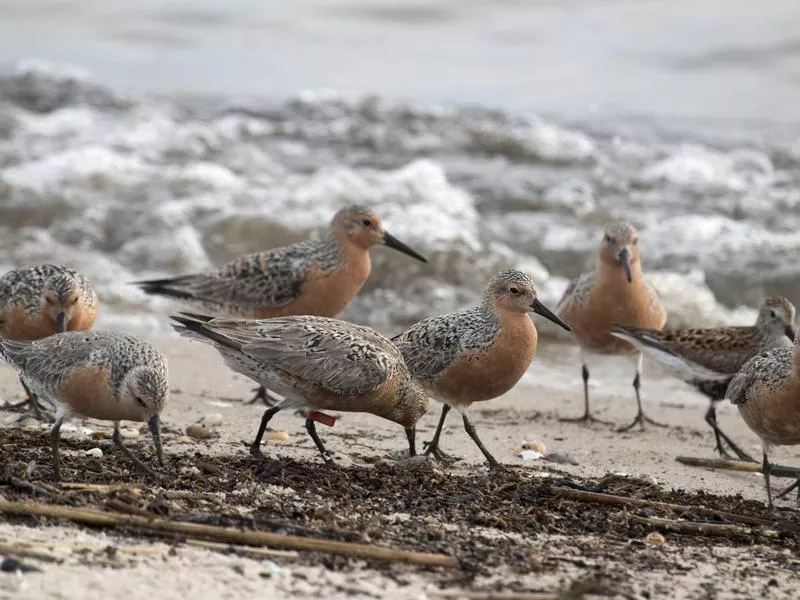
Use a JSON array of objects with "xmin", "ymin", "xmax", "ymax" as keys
[{"xmin": 2, "ymin": 337, "xmax": 799, "ymax": 598}]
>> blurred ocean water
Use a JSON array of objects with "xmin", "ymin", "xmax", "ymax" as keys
[{"xmin": 2, "ymin": 1, "xmax": 800, "ymax": 334}]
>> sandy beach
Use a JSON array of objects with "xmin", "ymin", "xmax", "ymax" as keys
[{"xmin": 2, "ymin": 334, "xmax": 800, "ymax": 599}]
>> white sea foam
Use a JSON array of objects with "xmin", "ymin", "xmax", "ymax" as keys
[{"xmin": 0, "ymin": 61, "xmax": 796, "ymax": 336}]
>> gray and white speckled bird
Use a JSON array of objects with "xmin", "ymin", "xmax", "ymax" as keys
[
  {"xmin": 0, "ymin": 264, "xmax": 99, "ymax": 419},
  {"xmin": 170, "ymin": 313, "xmax": 429, "ymax": 463},
  {"xmin": 137, "ymin": 205, "xmax": 427, "ymax": 404},
  {"xmin": 0, "ymin": 330, "xmax": 168, "ymax": 482},
  {"xmin": 392, "ymin": 269, "xmax": 570, "ymax": 467},
  {"xmin": 611, "ymin": 296, "xmax": 796, "ymax": 462},
  {"xmin": 726, "ymin": 332, "xmax": 800, "ymax": 507}
]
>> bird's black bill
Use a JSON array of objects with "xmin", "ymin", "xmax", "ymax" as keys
[
  {"xmin": 786, "ymin": 325, "xmax": 796, "ymax": 342},
  {"xmin": 383, "ymin": 231, "xmax": 428, "ymax": 263},
  {"xmin": 618, "ymin": 247, "xmax": 633, "ymax": 283},
  {"xmin": 148, "ymin": 415, "xmax": 164, "ymax": 466},
  {"xmin": 55, "ymin": 312, "xmax": 68, "ymax": 333},
  {"xmin": 531, "ymin": 298, "xmax": 571, "ymax": 332}
]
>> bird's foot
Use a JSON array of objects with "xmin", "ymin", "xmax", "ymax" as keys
[
  {"xmin": 422, "ymin": 441, "xmax": 459, "ymax": 462},
  {"xmin": 559, "ymin": 412, "xmax": 612, "ymax": 426},
  {"xmin": 616, "ymin": 412, "xmax": 668, "ymax": 433}
]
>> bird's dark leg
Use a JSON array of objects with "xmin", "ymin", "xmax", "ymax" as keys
[
  {"xmin": 763, "ymin": 450, "xmax": 774, "ymax": 509},
  {"xmin": 305, "ymin": 418, "xmax": 333, "ymax": 465},
  {"xmin": 21, "ymin": 378, "xmax": 43, "ymax": 420},
  {"xmin": 560, "ymin": 362, "xmax": 612, "ymax": 425},
  {"xmin": 704, "ymin": 402, "xmax": 755, "ymax": 462},
  {"xmin": 49, "ymin": 413, "xmax": 66, "ymax": 482},
  {"xmin": 4, "ymin": 378, "xmax": 54, "ymax": 422},
  {"xmin": 405, "ymin": 427, "xmax": 416, "ymax": 456},
  {"xmin": 617, "ymin": 355, "xmax": 668, "ymax": 432},
  {"xmin": 462, "ymin": 413, "xmax": 500, "ymax": 469},
  {"xmin": 250, "ymin": 406, "xmax": 282, "ymax": 456},
  {"xmin": 423, "ymin": 404, "xmax": 458, "ymax": 461},
  {"xmin": 112, "ymin": 422, "xmax": 162, "ymax": 483}
]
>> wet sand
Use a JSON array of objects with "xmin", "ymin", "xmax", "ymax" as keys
[{"xmin": 2, "ymin": 336, "xmax": 800, "ymax": 599}]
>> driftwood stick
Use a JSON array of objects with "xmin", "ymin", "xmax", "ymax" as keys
[
  {"xmin": 551, "ymin": 486, "xmax": 775, "ymax": 528},
  {"xmin": 628, "ymin": 515, "xmax": 758, "ymax": 538},
  {"xmin": 0, "ymin": 541, "xmax": 60, "ymax": 563},
  {"xmin": 184, "ymin": 539, "xmax": 300, "ymax": 559},
  {"xmin": 0, "ymin": 499, "xmax": 459, "ymax": 569},
  {"xmin": 9, "ymin": 539, "xmax": 165, "ymax": 556},
  {"xmin": 60, "ymin": 483, "xmax": 144, "ymax": 494},
  {"xmin": 676, "ymin": 456, "xmax": 800, "ymax": 478},
  {"xmin": 428, "ymin": 592, "xmax": 558, "ymax": 600}
]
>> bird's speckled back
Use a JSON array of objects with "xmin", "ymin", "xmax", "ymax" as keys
[{"xmin": 0, "ymin": 330, "xmax": 167, "ymax": 399}]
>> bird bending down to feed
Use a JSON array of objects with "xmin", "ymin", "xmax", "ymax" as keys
[
  {"xmin": 392, "ymin": 269, "xmax": 570, "ymax": 467},
  {"xmin": 0, "ymin": 264, "xmax": 99, "ymax": 420},
  {"xmin": 170, "ymin": 313, "xmax": 428, "ymax": 464},
  {"xmin": 0, "ymin": 331, "xmax": 167, "ymax": 482},
  {"xmin": 726, "ymin": 332, "xmax": 800, "ymax": 507},
  {"xmin": 135, "ymin": 205, "xmax": 427, "ymax": 405},
  {"xmin": 557, "ymin": 221, "xmax": 667, "ymax": 431},
  {"xmin": 611, "ymin": 297, "xmax": 796, "ymax": 461}
]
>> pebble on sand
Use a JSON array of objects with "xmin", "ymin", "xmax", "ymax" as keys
[
  {"xmin": 186, "ymin": 424, "xmax": 218, "ymax": 440},
  {"xmin": 85, "ymin": 447, "xmax": 103, "ymax": 458}
]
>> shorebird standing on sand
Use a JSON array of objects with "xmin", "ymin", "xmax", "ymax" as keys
[
  {"xmin": 0, "ymin": 264, "xmax": 99, "ymax": 419},
  {"xmin": 557, "ymin": 221, "xmax": 667, "ymax": 431},
  {"xmin": 136, "ymin": 205, "xmax": 427, "ymax": 404},
  {"xmin": 392, "ymin": 269, "xmax": 571, "ymax": 467},
  {"xmin": 611, "ymin": 297, "xmax": 796, "ymax": 461},
  {"xmin": 170, "ymin": 313, "xmax": 429, "ymax": 463},
  {"xmin": 0, "ymin": 331, "xmax": 167, "ymax": 482},
  {"xmin": 726, "ymin": 332, "xmax": 800, "ymax": 507}
]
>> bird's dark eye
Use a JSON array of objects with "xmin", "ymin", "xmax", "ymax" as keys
[
  {"xmin": 134, "ymin": 396, "xmax": 147, "ymax": 407},
  {"xmin": 362, "ymin": 219, "xmax": 372, "ymax": 227},
  {"xmin": 509, "ymin": 287, "xmax": 520, "ymax": 295},
  {"xmin": 632, "ymin": 238, "xmax": 639, "ymax": 245},
  {"xmin": 770, "ymin": 310, "xmax": 777, "ymax": 318},
  {"xmin": 604, "ymin": 235, "xmax": 613, "ymax": 243}
]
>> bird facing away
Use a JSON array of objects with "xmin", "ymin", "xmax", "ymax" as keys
[
  {"xmin": 557, "ymin": 221, "xmax": 667, "ymax": 432},
  {"xmin": 611, "ymin": 297, "xmax": 796, "ymax": 461},
  {"xmin": 0, "ymin": 264, "xmax": 99, "ymax": 420},
  {"xmin": 0, "ymin": 331, "xmax": 168, "ymax": 482},
  {"xmin": 392, "ymin": 269, "xmax": 571, "ymax": 467},
  {"xmin": 170, "ymin": 313, "xmax": 429, "ymax": 463},
  {"xmin": 136, "ymin": 205, "xmax": 427, "ymax": 404},
  {"xmin": 726, "ymin": 332, "xmax": 800, "ymax": 507}
]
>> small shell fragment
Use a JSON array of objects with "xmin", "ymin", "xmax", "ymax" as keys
[
  {"xmin": 265, "ymin": 429, "xmax": 289, "ymax": 442},
  {"xmin": 200, "ymin": 413, "xmax": 224, "ymax": 427},
  {"xmin": 519, "ymin": 449, "xmax": 543, "ymax": 460},
  {"xmin": 186, "ymin": 424, "xmax": 218, "ymax": 440},
  {"xmin": 179, "ymin": 466, "xmax": 202, "ymax": 479},
  {"xmin": 85, "ymin": 447, "xmax": 103, "ymax": 458},
  {"xmin": 523, "ymin": 441, "xmax": 547, "ymax": 454},
  {"xmin": 119, "ymin": 427, "xmax": 140, "ymax": 440},
  {"xmin": 515, "ymin": 440, "xmax": 547, "ymax": 455},
  {"xmin": 645, "ymin": 532, "xmax": 666, "ymax": 547}
]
